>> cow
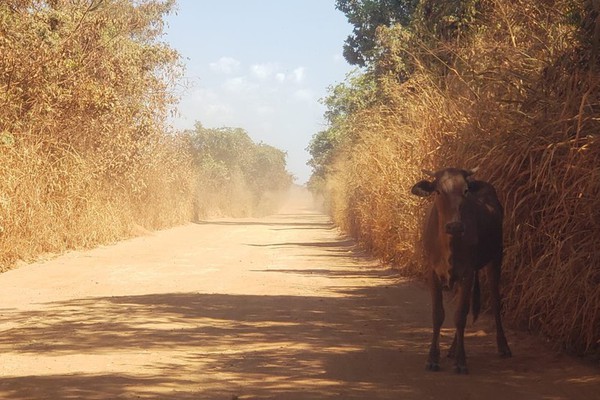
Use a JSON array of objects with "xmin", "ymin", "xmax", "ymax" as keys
[{"xmin": 411, "ymin": 167, "xmax": 512, "ymax": 374}]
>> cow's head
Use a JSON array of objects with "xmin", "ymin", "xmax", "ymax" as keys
[
  {"xmin": 411, "ymin": 168, "xmax": 481, "ymax": 288},
  {"xmin": 411, "ymin": 167, "xmax": 480, "ymax": 236}
]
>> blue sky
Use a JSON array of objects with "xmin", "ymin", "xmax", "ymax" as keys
[{"xmin": 163, "ymin": 1, "xmax": 355, "ymax": 184}]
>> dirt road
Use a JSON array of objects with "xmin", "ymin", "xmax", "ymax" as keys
[{"xmin": 0, "ymin": 189, "xmax": 597, "ymax": 399}]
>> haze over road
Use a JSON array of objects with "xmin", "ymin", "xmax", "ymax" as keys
[{"xmin": 0, "ymin": 189, "xmax": 597, "ymax": 399}]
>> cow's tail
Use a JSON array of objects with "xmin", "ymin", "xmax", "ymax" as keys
[{"xmin": 472, "ymin": 270, "xmax": 481, "ymax": 323}]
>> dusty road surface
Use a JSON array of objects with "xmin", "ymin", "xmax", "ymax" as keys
[{"xmin": 0, "ymin": 189, "xmax": 597, "ymax": 399}]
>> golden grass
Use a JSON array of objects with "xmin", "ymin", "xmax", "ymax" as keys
[
  {"xmin": 321, "ymin": 0, "xmax": 599, "ymax": 357},
  {"xmin": 0, "ymin": 141, "xmax": 129, "ymax": 269},
  {"xmin": 0, "ymin": 2, "xmax": 291, "ymax": 272}
]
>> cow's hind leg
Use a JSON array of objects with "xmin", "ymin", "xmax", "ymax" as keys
[
  {"xmin": 487, "ymin": 260, "xmax": 512, "ymax": 357},
  {"xmin": 453, "ymin": 272, "xmax": 473, "ymax": 374},
  {"xmin": 447, "ymin": 333, "xmax": 457, "ymax": 359},
  {"xmin": 426, "ymin": 270, "xmax": 444, "ymax": 371}
]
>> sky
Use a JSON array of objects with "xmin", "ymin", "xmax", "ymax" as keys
[{"xmin": 163, "ymin": 1, "xmax": 355, "ymax": 184}]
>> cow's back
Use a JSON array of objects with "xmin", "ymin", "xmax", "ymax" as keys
[{"xmin": 467, "ymin": 180, "xmax": 504, "ymax": 269}]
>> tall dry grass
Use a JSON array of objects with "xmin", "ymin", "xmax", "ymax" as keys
[
  {"xmin": 327, "ymin": 104, "xmax": 427, "ymax": 276},
  {"xmin": 0, "ymin": 0, "xmax": 196, "ymax": 270},
  {"xmin": 0, "ymin": 140, "xmax": 128, "ymax": 269},
  {"xmin": 0, "ymin": 2, "xmax": 291, "ymax": 271},
  {"xmin": 320, "ymin": 0, "xmax": 599, "ymax": 358}
]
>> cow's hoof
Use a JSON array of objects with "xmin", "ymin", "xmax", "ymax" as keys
[
  {"xmin": 454, "ymin": 364, "xmax": 469, "ymax": 374},
  {"xmin": 425, "ymin": 361, "xmax": 441, "ymax": 371}
]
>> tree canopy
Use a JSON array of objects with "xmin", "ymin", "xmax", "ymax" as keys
[
  {"xmin": 335, "ymin": 0, "xmax": 417, "ymax": 66},
  {"xmin": 185, "ymin": 123, "xmax": 293, "ymax": 206}
]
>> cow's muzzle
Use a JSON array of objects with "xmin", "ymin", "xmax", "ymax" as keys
[{"xmin": 445, "ymin": 221, "xmax": 465, "ymax": 236}]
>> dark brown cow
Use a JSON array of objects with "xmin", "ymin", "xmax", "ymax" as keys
[{"xmin": 411, "ymin": 167, "xmax": 511, "ymax": 374}]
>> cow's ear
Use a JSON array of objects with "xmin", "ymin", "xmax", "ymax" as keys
[
  {"xmin": 411, "ymin": 180, "xmax": 435, "ymax": 197},
  {"xmin": 465, "ymin": 166, "xmax": 479, "ymax": 177}
]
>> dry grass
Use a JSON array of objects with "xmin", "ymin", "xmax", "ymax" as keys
[
  {"xmin": 322, "ymin": 0, "xmax": 599, "ymax": 358},
  {"xmin": 0, "ymin": 140, "xmax": 129, "ymax": 269},
  {"xmin": 0, "ymin": 2, "xmax": 290, "ymax": 271},
  {"xmin": 327, "ymin": 104, "xmax": 427, "ymax": 276}
]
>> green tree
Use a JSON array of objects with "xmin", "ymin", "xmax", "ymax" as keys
[
  {"xmin": 184, "ymin": 123, "xmax": 292, "ymax": 213},
  {"xmin": 307, "ymin": 71, "xmax": 376, "ymax": 188},
  {"xmin": 336, "ymin": 0, "xmax": 483, "ymax": 69},
  {"xmin": 335, "ymin": 0, "xmax": 418, "ymax": 66},
  {"xmin": 248, "ymin": 144, "xmax": 293, "ymax": 193},
  {"xmin": 187, "ymin": 123, "xmax": 254, "ymax": 172}
]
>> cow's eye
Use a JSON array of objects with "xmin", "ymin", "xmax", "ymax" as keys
[{"xmin": 463, "ymin": 188, "xmax": 469, "ymax": 196}]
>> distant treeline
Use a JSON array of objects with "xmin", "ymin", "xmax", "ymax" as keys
[
  {"xmin": 309, "ymin": 0, "xmax": 599, "ymax": 359},
  {"xmin": 0, "ymin": 0, "xmax": 291, "ymax": 269},
  {"xmin": 183, "ymin": 123, "xmax": 293, "ymax": 219}
]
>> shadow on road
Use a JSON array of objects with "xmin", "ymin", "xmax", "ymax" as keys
[
  {"xmin": 0, "ymin": 278, "xmax": 596, "ymax": 399},
  {"xmin": 246, "ymin": 240, "xmax": 355, "ymax": 248},
  {"xmin": 195, "ymin": 214, "xmax": 334, "ymax": 230},
  {"xmin": 0, "ymin": 280, "xmax": 424, "ymax": 399}
]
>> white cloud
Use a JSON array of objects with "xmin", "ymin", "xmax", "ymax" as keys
[
  {"xmin": 275, "ymin": 72, "xmax": 286, "ymax": 83},
  {"xmin": 205, "ymin": 103, "xmax": 233, "ymax": 119},
  {"xmin": 169, "ymin": 87, "xmax": 234, "ymax": 130},
  {"xmin": 222, "ymin": 76, "xmax": 258, "ymax": 94},
  {"xmin": 251, "ymin": 63, "xmax": 279, "ymax": 80},
  {"xmin": 292, "ymin": 67, "xmax": 305, "ymax": 83},
  {"xmin": 209, "ymin": 57, "xmax": 241, "ymax": 74},
  {"xmin": 248, "ymin": 63, "xmax": 306, "ymax": 84}
]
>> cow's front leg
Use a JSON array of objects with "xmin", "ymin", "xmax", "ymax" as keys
[
  {"xmin": 453, "ymin": 272, "xmax": 473, "ymax": 374},
  {"xmin": 427, "ymin": 270, "xmax": 445, "ymax": 371}
]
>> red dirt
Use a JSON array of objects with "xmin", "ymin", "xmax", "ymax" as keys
[{"xmin": 0, "ymin": 188, "xmax": 597, "ymax": 399}]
